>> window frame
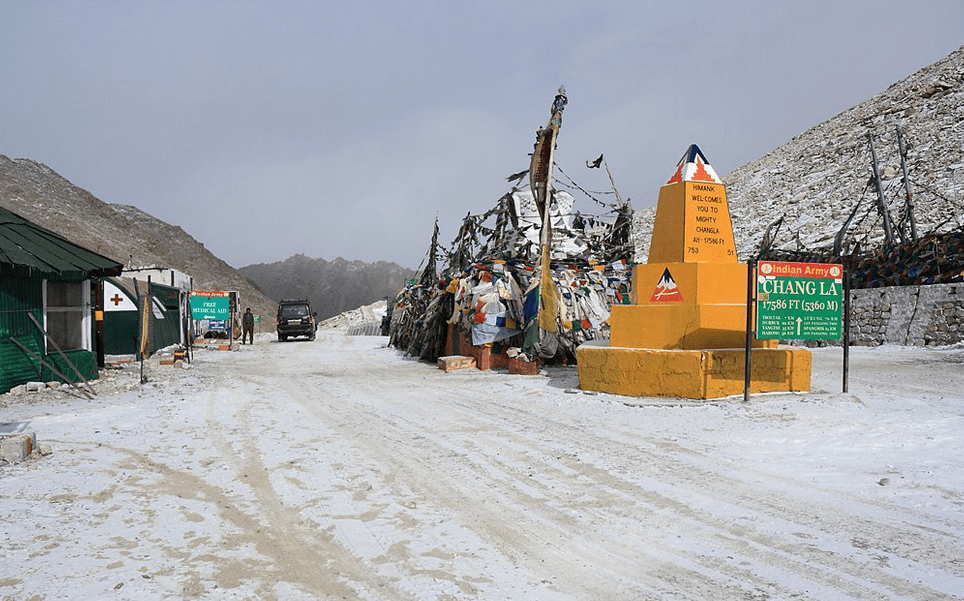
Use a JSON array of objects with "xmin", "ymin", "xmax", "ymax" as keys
[{"xmin": 42, "ymin": 279, "xmax": 92, "ymax": 352}]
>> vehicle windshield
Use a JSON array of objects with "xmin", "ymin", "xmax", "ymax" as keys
[{"xmin": 280, "ymin": 305, "xmax": 309, "ymax": 318}]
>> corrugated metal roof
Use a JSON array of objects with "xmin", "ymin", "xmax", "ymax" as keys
[{"xmin": 0, "ymin": 206, "xmax": 123, "ymax": 279}]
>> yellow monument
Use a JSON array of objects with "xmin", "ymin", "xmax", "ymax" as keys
[{"xmin": 576, "ymin": 145, "xmax": 811, "ymax": 399}]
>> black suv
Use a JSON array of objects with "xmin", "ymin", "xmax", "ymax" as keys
[{"xmin": 276, "ymin": 299, "xmax": 317, "ymax": 341}]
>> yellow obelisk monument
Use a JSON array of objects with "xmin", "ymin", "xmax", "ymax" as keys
[{"xmin": 576, "ymin": 145, "xmax": 811, "ymax": 399}]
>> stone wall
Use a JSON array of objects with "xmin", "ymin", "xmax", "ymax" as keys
[{"xmin": 848, "ymin": 283, "xmax": 963, "ymax": 346}]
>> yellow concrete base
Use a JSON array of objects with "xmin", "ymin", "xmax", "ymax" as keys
[
  {"xmin": 575, "ymin": 341, "xmax": 811, "ymax": 400},
  {"xmin": 614, "ymin": 261, "xmax": 774, "ymax": 350},
  {"xmin": 610, "ymin": 303, "xmax": 778, "ymax": 350}
]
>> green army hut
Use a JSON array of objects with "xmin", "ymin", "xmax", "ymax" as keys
[
  {"xmin": 0, "ymin": 206, "xmax": 123, "ymax": 394},
  {"xmin": 102, "ymin": 268, "xmax": 191, "ymax": 356}
]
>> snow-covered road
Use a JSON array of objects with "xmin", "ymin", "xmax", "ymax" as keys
[{"xmin": 2, "ymin": 332, "xmax": 963, "ymax": 600}]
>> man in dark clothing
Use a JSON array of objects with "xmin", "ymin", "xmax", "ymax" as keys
[{"xmin": 242, "ymin": 307, "xmax": 255, "ymax": 345}]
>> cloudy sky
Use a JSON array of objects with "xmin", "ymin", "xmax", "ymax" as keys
[{"xmin": 2, "ymin": 1, "xmax": 961, "ymax": 270}]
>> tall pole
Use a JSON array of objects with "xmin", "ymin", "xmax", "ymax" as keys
[
  {"xmin": 541, "ymin": 128, "xmax": 559, "ymax": 251},
  {"xmin": 525, "ymin": 87, "xmax": 568, "ymax": 353},
  {"xmin": 603, "ymin": 158, "xmax": 626, "ymax": 208},
  {"xmin": 529, "ymin": 87, "xmax": 567, "ymax": 242},
  {"xmin": 868, "ymin": 133, "xmax": 895, "ymax": 249},
  {"xmin": 896, "ymin": 125, "xmax": 918, "ymax": 241}
]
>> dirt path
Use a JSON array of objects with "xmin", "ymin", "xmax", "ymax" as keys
[{"xmin": 2, "ymin": 333, "xmax": 963, "ymax": 600}]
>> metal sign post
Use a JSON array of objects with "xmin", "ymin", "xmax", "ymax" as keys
[
  {"xmin": 744, "ymin": 261, "xmax": 755, "ymax": 403},
  {"xmin": 843, "ymin": 271, "xmax": 851, "ymax": 393}
]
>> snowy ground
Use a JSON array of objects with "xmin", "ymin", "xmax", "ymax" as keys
[{"xmin": 1, "ymin": 332, "xmax": 963, "ymax": 601}]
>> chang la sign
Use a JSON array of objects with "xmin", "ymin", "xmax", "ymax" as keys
[{"xmin": 756, "ymin": 261, "xmax": 843, "ymax": 340}]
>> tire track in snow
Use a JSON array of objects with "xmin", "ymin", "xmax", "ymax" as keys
[{"xmin": 205, "ymin": 333, "xmax": 964, "ymax": 600}]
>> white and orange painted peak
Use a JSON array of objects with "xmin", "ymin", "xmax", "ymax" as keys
[
  {"xmin": 666, "ymin": 144, "xmax": 721, "ymax": 185},
  {"xmin": 649, "ymin": 268, "xmax": 683, "ymax": 302}
]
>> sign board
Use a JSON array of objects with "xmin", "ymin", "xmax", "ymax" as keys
[
  {"xmin": 190, "ymin": 290, "xmax": 230, "ymax": 321},
  {"xmin": 756, "ymin": 261, "xmax": 843, "ymax": 340},
  {"xmin": 684, "ymin": 182, "xmax": 738, "ymax": 262}
]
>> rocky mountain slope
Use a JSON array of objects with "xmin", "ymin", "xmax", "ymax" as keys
[
  {"xmin": 634, "ymin": 45, "xmax": 964, "ymax": 264},
  {"xmin": 0, "ymin": 156, "xmax": 279, "ymax": 323},
  {"xmin": 1, "ymin": 156, "xmax": 415, "ymax": 325}
]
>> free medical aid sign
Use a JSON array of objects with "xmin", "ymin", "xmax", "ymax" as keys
[{"xmin": 190, "ymin": 290, "xmax": 230, "ymax": 321}]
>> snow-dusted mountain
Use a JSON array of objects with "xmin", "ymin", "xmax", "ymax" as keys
[{"xmin": 634, "ymin": 45, "xmax": 964, "ymax": 263}]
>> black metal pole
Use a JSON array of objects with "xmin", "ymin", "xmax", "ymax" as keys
[
  {"xmin": 94, "ymin": 278, "xmax": 105, "ymax": 368},
  {"xmin": 744, "ymin": 261, "xmax": 755, "ymax": 403},
  {"xmin": 843, "ymin": 268, "xmax": 851, "ymax": 393}
]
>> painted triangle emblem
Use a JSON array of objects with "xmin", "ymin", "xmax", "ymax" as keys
[{"xmin": 650, "ymin": 268, "xmax": 683, "ymax": 302}]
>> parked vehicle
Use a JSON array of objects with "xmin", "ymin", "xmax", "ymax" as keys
[{"xmin": 276, "ymin": 299, "xmax": 317, "ymax": 341}]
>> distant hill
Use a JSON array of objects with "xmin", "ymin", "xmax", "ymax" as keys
[
  {"xmin": 0, "ymin": 155, "xmax": 279, "ymax": 325},
  {"xmin": 239, "ymin": 254, "xmax": 414, "ymax": 321}
]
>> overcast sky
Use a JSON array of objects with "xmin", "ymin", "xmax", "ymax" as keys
[{"xmin": 2, "ymin": 1, "xmax": 961, "ymax": 270}]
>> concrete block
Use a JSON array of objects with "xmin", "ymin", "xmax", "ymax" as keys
[
  {"xmin": 1, "ymin": 432, "xmax": 36, "ymax": 463},
  {"xmin": 438, "ymin": 355, "xmax": 476, "ymax": 372}
]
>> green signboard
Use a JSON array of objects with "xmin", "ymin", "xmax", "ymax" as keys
[
  {"xmin": 190, "ymin": 290, "xmax": 230, "ymax": 321},
  {"xmin": 756, "ymin": 261, "xmax": 843, "ymax": 340}
]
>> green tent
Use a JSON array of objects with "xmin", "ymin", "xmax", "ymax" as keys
[
  {"xmin": 0, "ymin": 206, "xmax": 123, "ymax": 393},
  {"xmin": 102, "ymin": 277, "xmax": 186, "ymax": 356}
]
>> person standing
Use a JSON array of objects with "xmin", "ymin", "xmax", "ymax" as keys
[{"xmin": 242, "ymin": 307, "xmax": 255, "ymax": 345}]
